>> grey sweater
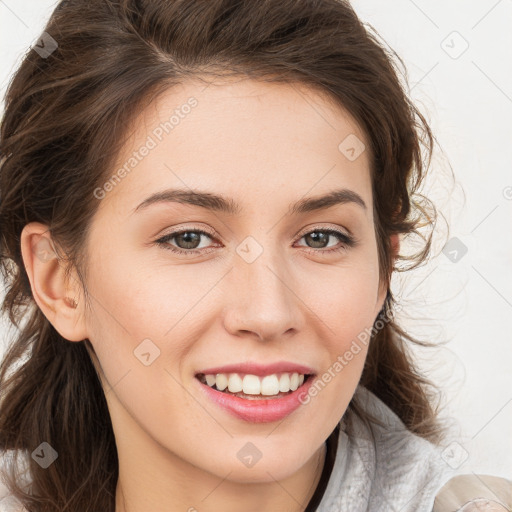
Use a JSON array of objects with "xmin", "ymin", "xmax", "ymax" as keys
[{"xmin": 315, "ymin": 385, "xmax": 456, "ymax": 511}]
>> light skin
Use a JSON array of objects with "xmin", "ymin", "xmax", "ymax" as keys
[{"xmin": 21, "ymin": 77, "xmax": 399, "ymax": 512}]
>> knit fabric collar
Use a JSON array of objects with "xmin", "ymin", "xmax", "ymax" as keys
[{"xmin": 315, "ymin": 385, "xmax": 455, "ymax": 512}]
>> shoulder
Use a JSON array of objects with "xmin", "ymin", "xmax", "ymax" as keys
[
  {"xmin": 0, "ymin": 490, "xmax": 29, "ymax": 512},
  {"xmin": 0, "ymin": 493, "xmax": 29, "ymax": 512},
  {"xmin": 433, "ymin": 473, "xmax": 512, "ymax": 511},
  {"xmin": 0, "ymin": 483, "xmax": 28, "ymax": 512},
  {"xmin": 0, "ymin": 461, "xmax": 30, "ymax": 512}
]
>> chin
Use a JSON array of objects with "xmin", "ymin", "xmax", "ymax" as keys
[
  {"xmin": 223, "ymin": 447, "xmax": 312, "ymax": 483},
  {"xmin": 221, "ymin": 464, "xmax": 300, "ymax": 484}
]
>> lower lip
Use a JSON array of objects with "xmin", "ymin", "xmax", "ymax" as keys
[{"xmin": 196, "ymin": 376, "xmax": 315, "ymax": 423}]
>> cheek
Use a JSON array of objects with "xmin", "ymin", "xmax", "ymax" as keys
[
  {"xmin": 83, "ymin": 249, "xmax": 218, "ymax": 415},
  {"xmin": 328, "ymin": 271, "xmax": 380, "ymax": 366},
  {"xmin": 297, "ymin": 263, "xmax": 380, "ymax": 420},
  {"xmin": 300, "ymin": 258, "xmax": 381, "ymax": 340},
  {"xmin": 85, "ymin": 242, "xmax": 200, "ymax": 344}
]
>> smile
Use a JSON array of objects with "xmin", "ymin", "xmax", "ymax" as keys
[
  {"xmin": 195, "ymin": 371, "xmax": 315, "ymax": 423},
  {"xmin": 197, "ymin": 372, "xmax": 308, "ymax": 398}
]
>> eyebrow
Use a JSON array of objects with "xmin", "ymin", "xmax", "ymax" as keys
[{"xmin": 133, "ymin": 187, "xmax": 367, "ymax": 216}]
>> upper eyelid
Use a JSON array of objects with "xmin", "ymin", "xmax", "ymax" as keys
[{"xmin": 296, "ymin": 225, "xmax": 351, "ymax": 238}]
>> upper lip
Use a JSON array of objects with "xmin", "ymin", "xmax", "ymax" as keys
[{"xmin": 196, "ymin": 361, "xmax": 316, "ymax": 377}]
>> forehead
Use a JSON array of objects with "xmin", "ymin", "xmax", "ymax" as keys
[{"xmin": 99, "ymin": 76, "xmax": 373, "ymax": 220}]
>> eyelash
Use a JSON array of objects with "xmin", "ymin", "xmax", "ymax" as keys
[{"xmin": 154, "ymin": 226, "xmax": 357, "ymax": 256}]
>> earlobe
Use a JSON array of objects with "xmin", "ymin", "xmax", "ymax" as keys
[{"xmin": 20, "ymin": 222, "xmax": 88, "ymax": 342}]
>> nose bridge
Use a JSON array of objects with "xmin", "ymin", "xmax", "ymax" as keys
[{"xmin": 224, "ymin": 234, "xmax": 301, "ymax": 341}]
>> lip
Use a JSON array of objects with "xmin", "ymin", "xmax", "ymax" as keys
[
  {"xmin": 195, "ymin": 373, "xmax": 315, "ymax": 423},
  {"xmin": 196, "ymin": 360, "xmax": 316, "ymax": 377}
]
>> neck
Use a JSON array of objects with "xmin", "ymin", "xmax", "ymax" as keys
[{"xmin": 115, "ymin": 440, "xmax": 327, "ymax": 512}]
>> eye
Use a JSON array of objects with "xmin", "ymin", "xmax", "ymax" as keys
[
  {"xmin": 154, "ymin": 227, "xmax": 217, "ymax": 256},
  {"xmin": 154, "ymin": 226, "xmax": 356, "ymax": 256},
  {"xmin": 294, "ymin": 228, "xmax": 356, "ymax": 255}
]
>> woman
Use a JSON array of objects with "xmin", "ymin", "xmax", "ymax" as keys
[{"xmin": 0, "ymin": 1, "xmax": 510, "ymax": 511}]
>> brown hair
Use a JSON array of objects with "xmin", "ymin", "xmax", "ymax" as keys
[{"xmin": 0, "ymin": 0, "xmax": 445, "ymax": 509}]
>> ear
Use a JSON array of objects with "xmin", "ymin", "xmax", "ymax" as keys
[
  {"xmin": 376, "ymin": 232, "xmax": 401, "ymax": 312},
  {"xmin": 20, "ymin": 222, "xmax": 88, "ymax": 342}
]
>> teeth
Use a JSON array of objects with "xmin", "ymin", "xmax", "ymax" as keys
[
  {"xmin": 200, "ymin": 372, "xmax": 308, "ymax": 396},
  {"xmin": 290, "ymin": 372, "xmax": 299, "ymax": 391},
  {"xmin": 242, "ymin": 374, "xmax": 261, "ymax": 395},
  {"xmin": 260, "ymin": 375, "xmax": 280, "ymax": 395},
  {"xmin": 279, "ymin": 373, "xmax": 290, "ymax": 392},
  {"xmin": 216, "ymin": 373, "xmax": 228, "ymax": 391},
  {"xmin": 227, "ymin": 373, "xmax": 243, "ymax": 393}
]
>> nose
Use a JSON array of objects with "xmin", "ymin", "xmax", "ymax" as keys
[{"xmin": 222, "ymin": 244, "xmax": 304, "ymax": 343}]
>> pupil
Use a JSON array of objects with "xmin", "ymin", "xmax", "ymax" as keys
[
  {"xmin": 306, "ymin": 232, "xmax": 328, "ymax": 248},
  {"xmin": 177, "ymin": 232, "xmax": 200, "ymax": 249}
]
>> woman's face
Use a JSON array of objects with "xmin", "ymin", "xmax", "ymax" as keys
[{"xmin": 78, "ymin": 78, "xmax": 388, "ymax": 483}]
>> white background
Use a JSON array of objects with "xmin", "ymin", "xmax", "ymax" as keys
[{"xmin": 1, "ymin": 0, "xmax": 511, "ymax": 482}]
